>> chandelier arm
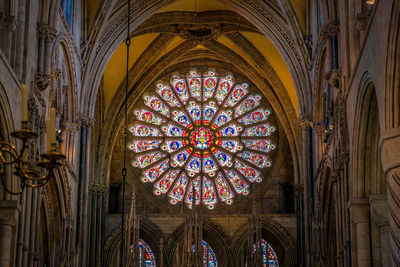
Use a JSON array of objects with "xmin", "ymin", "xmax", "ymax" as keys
[
  {"xmin": 0, "ymin": 170, "xmax": 24, "ymax": 195},
  {"xmin": 17, "ymin": 168, "xmax": 51, "ymax": 181},
  {"xmin": 21, "ymin": 176, "xmax": 50, "ymax": 188},
  {"xmin": 0, "ymin": 140, "xmax": 27, "ymax": 165},
  {"xmin": 15, "ymin": 158, "xmax": 56, "ymax": 182}
]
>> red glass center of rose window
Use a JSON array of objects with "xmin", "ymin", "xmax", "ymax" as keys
[{"xmin": 190, "ymin": 127, "xmax": 214, "ymax": 149}]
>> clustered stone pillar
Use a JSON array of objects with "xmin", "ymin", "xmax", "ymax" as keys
[
  {"xmin": 380, "ymin": 129, "xmax": 400, "ymax": 266},
  {"xmin": 370, "ymin": 194, "xmax": 391, "ymax": 266},
  {"xmin": 76, "ymin": 115, "xmax": 93, "ymax": 266},
  {"xmin": 0, "ymin": 200, "xmax": 18, "ymax": 266},
  {"xmin": 349, "ymin": 198, "xmax": 371, "ymax": 266}
]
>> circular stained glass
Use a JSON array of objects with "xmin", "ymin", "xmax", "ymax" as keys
[{"xmin": 129, "ymin": 69, "xmax": 276, "ymax": 209}]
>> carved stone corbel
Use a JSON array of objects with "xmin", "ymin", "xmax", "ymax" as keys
[
  {"xmin": 34, "ymin": 72, "xmax": 52, "ymax": 91},
  {"xmin": 325, "ymin": 69, "xmax": 341, "ymax": 89},
  {"xmin": 78, "ymin": 115, "xmax": 94, "ymax": 129}
]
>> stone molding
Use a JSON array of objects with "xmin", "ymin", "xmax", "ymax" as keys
[
  {"xmin": 369, "ymin": 194, "xmax": 389, "ymax": 228},
  {"xmin": 348, "ymin": 198, "xmax": 370, "ymax": 224},
  {"xmin": 0, "ymin": 200, "xmax": 19, "ymax": 227},
  {"xmin": 379, "ymin": 128, "xmax": 400, "ymax": 174}
]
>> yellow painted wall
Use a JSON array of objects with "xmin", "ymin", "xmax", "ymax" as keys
[
  {"xmin": 103, "ymin": 33, "xmax": 159, "ymax": 108},
  {"xmin": 87, "ymin": 0, "xmax": 102, "ymax": 30},
  {"xmin": 291, "ymin": 0, "xmax": 307, "ymax": 31},
  {"xmin": 158, "ymin": 0, "xmax": 230, "ymax": 12},
  {"xmin": 242, "ymin": 32, "xmax": 299, "ymax": 114}
]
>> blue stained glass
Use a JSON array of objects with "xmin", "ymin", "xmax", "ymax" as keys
[
  {"xmin": 61, "ymin": 0, "xmax": 72, "ymax": 26},
  {"xmin": 259, "ymin": 239, "xmax": 279, "ymax": 267},
  {"xmin": 191, "ymin": 240, "xmax": 218, "ymax": 267},
  {"xmin": 137, "ymin": 239, "xmax": 156, "ymax": 267}
]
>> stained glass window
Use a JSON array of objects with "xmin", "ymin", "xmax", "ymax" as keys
[
  {"xmin": 137, "ymin": 239, "xmax": 156, "ymax": 267},
  {"xmin": 253, "ymin": 239, "xmax": 279, "ymax": 267},
  {"xmin": 61, "ymin": 0, "xmax": 72, "ymax": 26},
  {"xmin": 129, "ymin": 69, "xmax": 277, "ymax": 209},
  {"xmin": 192, "ymin": 240, "xmax": 218, "ymax": 267}
]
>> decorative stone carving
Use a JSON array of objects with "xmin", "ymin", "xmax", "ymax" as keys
[
  {"xmin": 78, "ymin": 115, "xmax": 94, "ymax": 129},
  {"xmin": 325, "ymin": 69, "xmax": 341, "ymax": 89},
  {"xmin": 304, "ymin": 34, "xmax": 313, "ymax": 48},
  {"xmin": 177, "ymin": 24, "xmax": 222, "ymax": 43},
  {"xmin": 27, "ymin": 97, "xmax": 46, "ymax": 164},
  {"xmin": 34, "ymin": 72, "xmax": 51, "ymax": 91},
  {"xmin": 37, "ymin": 23, "xmax": 57, "ymax": 42}
]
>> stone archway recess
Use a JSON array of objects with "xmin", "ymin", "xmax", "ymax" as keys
[{"xmin": 81, "ymin": 1, "xmax": 307, "ymax": 195}]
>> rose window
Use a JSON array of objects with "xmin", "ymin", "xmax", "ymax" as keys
[{"xmin": 129, "ymin": 69, "xmax": 276, "ymax": 209}]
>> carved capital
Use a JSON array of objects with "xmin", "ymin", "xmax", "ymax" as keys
[
  {"xmin": 61, "ymin": 121, "xmax": 79, "ymax": 134},
  {"xmin": 34, "ymin": 72, "xmax": 51, "ymax": 91},
  {"xmin": 37, "ymin": 23, "xmax": 57, "ymax": 42},
  {"xmin": 78, "ymin": 115, "xmax": 94, "ymax": 128},
  {"xmin": 298, "ymin": 114, "xmax": 313, "ymax": 129},
  {"xmin": 348, "ymin": 198, "xmax": 370, "ymax": 224},
  {"xmin": 314, "ymin": 123, "xmax": 326, "ymax": 135},
  {"xmin": 327, "ymin": 22, "xmax": 340, "ymax": 36}
]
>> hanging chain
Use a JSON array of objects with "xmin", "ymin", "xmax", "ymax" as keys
[{"xmin": 120, "ymin": 0, "xmax": 131, "ymax": 266}]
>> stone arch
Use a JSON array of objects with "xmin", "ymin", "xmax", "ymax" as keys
[
  {"xmin": 50, "ymin": 34, "xmax": 79, "ymax": 167},
  {"xmin": 384, "ymin": 0, "xmax": 400, "ymax": 129},
  {"xmin": 50, "ymin": 34, "xmax": 78, "ymax": 122},
  {"xmin": 319, "ymin": 165, "xmax": 339, "ymax": 266},
  {"xmin": 39, "ymin": 0, "xmax": 60, "ymax": 26},
  {"xmin": 231, "ymin": 219, "xmax": 295, "ymax": 267},
  {"xmin": 351, "ymin": 73, "xmax": 384, "ymax": 198},
  {"xmin": 35, "ymin": 168, "xmax": 74, "ymax": 265},
  {"xmin": 349, "ymin": 72, "xmax": 389, "ymax": 266},
  {"xmin": 99, "ymin": 62, "xmax": 301, "ymax": 190},
  {"xmin": 81, "ymin": 0, "xmax": 311, "ymax": 119},
  {"xmin": 166, "ymin": 219, "xmax": 230, "ymax": 266},
  {"xmin": 382, "ymin": 2, "xmax": 400, "ymax": 264},
  {"xmin": 0, "ymin": 82, "xmax": 18, "ymax": 199},
  {"xmin": 104, "ymin": 218, "xmax": 165, "ymax": 267},
  {"xmin": 313, "ymin": 47, "xmax": 328, "ymax": 124}
]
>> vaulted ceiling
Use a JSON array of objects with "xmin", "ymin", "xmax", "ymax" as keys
[
  {"xmin": 87, "ymin": 0, "xmax": 309, "ymax": 212},
  {"xmin": 97, "ymin": 0, "xmax": 308, "ymax": 116}
]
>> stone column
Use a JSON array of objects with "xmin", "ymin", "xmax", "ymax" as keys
[
  {"xmin": 349, "ymin": 198, "xmax": 371, "ymax": 266},
  {"xmin": 370, "ymin": 194, "xmax": 390, "ymax": 267},
  {"xmin": 299, "ymin": 116, "xmax": 311, "ymax": 267},
  {"xmin": 380, "ymin": 129, "xmax": 400, "ymax": 266},
  {"xmin": 76, "ymin": 115, "xmax": 93, "ymax": 266},
  {"xmin": 0, "ymin": 200, "xmax": 19, "ymax": 267}
]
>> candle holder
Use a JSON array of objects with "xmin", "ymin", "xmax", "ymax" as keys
[{"xmin": 0, "ymin": 121, "xmax": 65, "ymax": 194}]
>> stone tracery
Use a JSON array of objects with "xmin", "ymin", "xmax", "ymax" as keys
[{"xmin": 129, "ymin": 69, "xmax": 277, "ymax": 209}]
